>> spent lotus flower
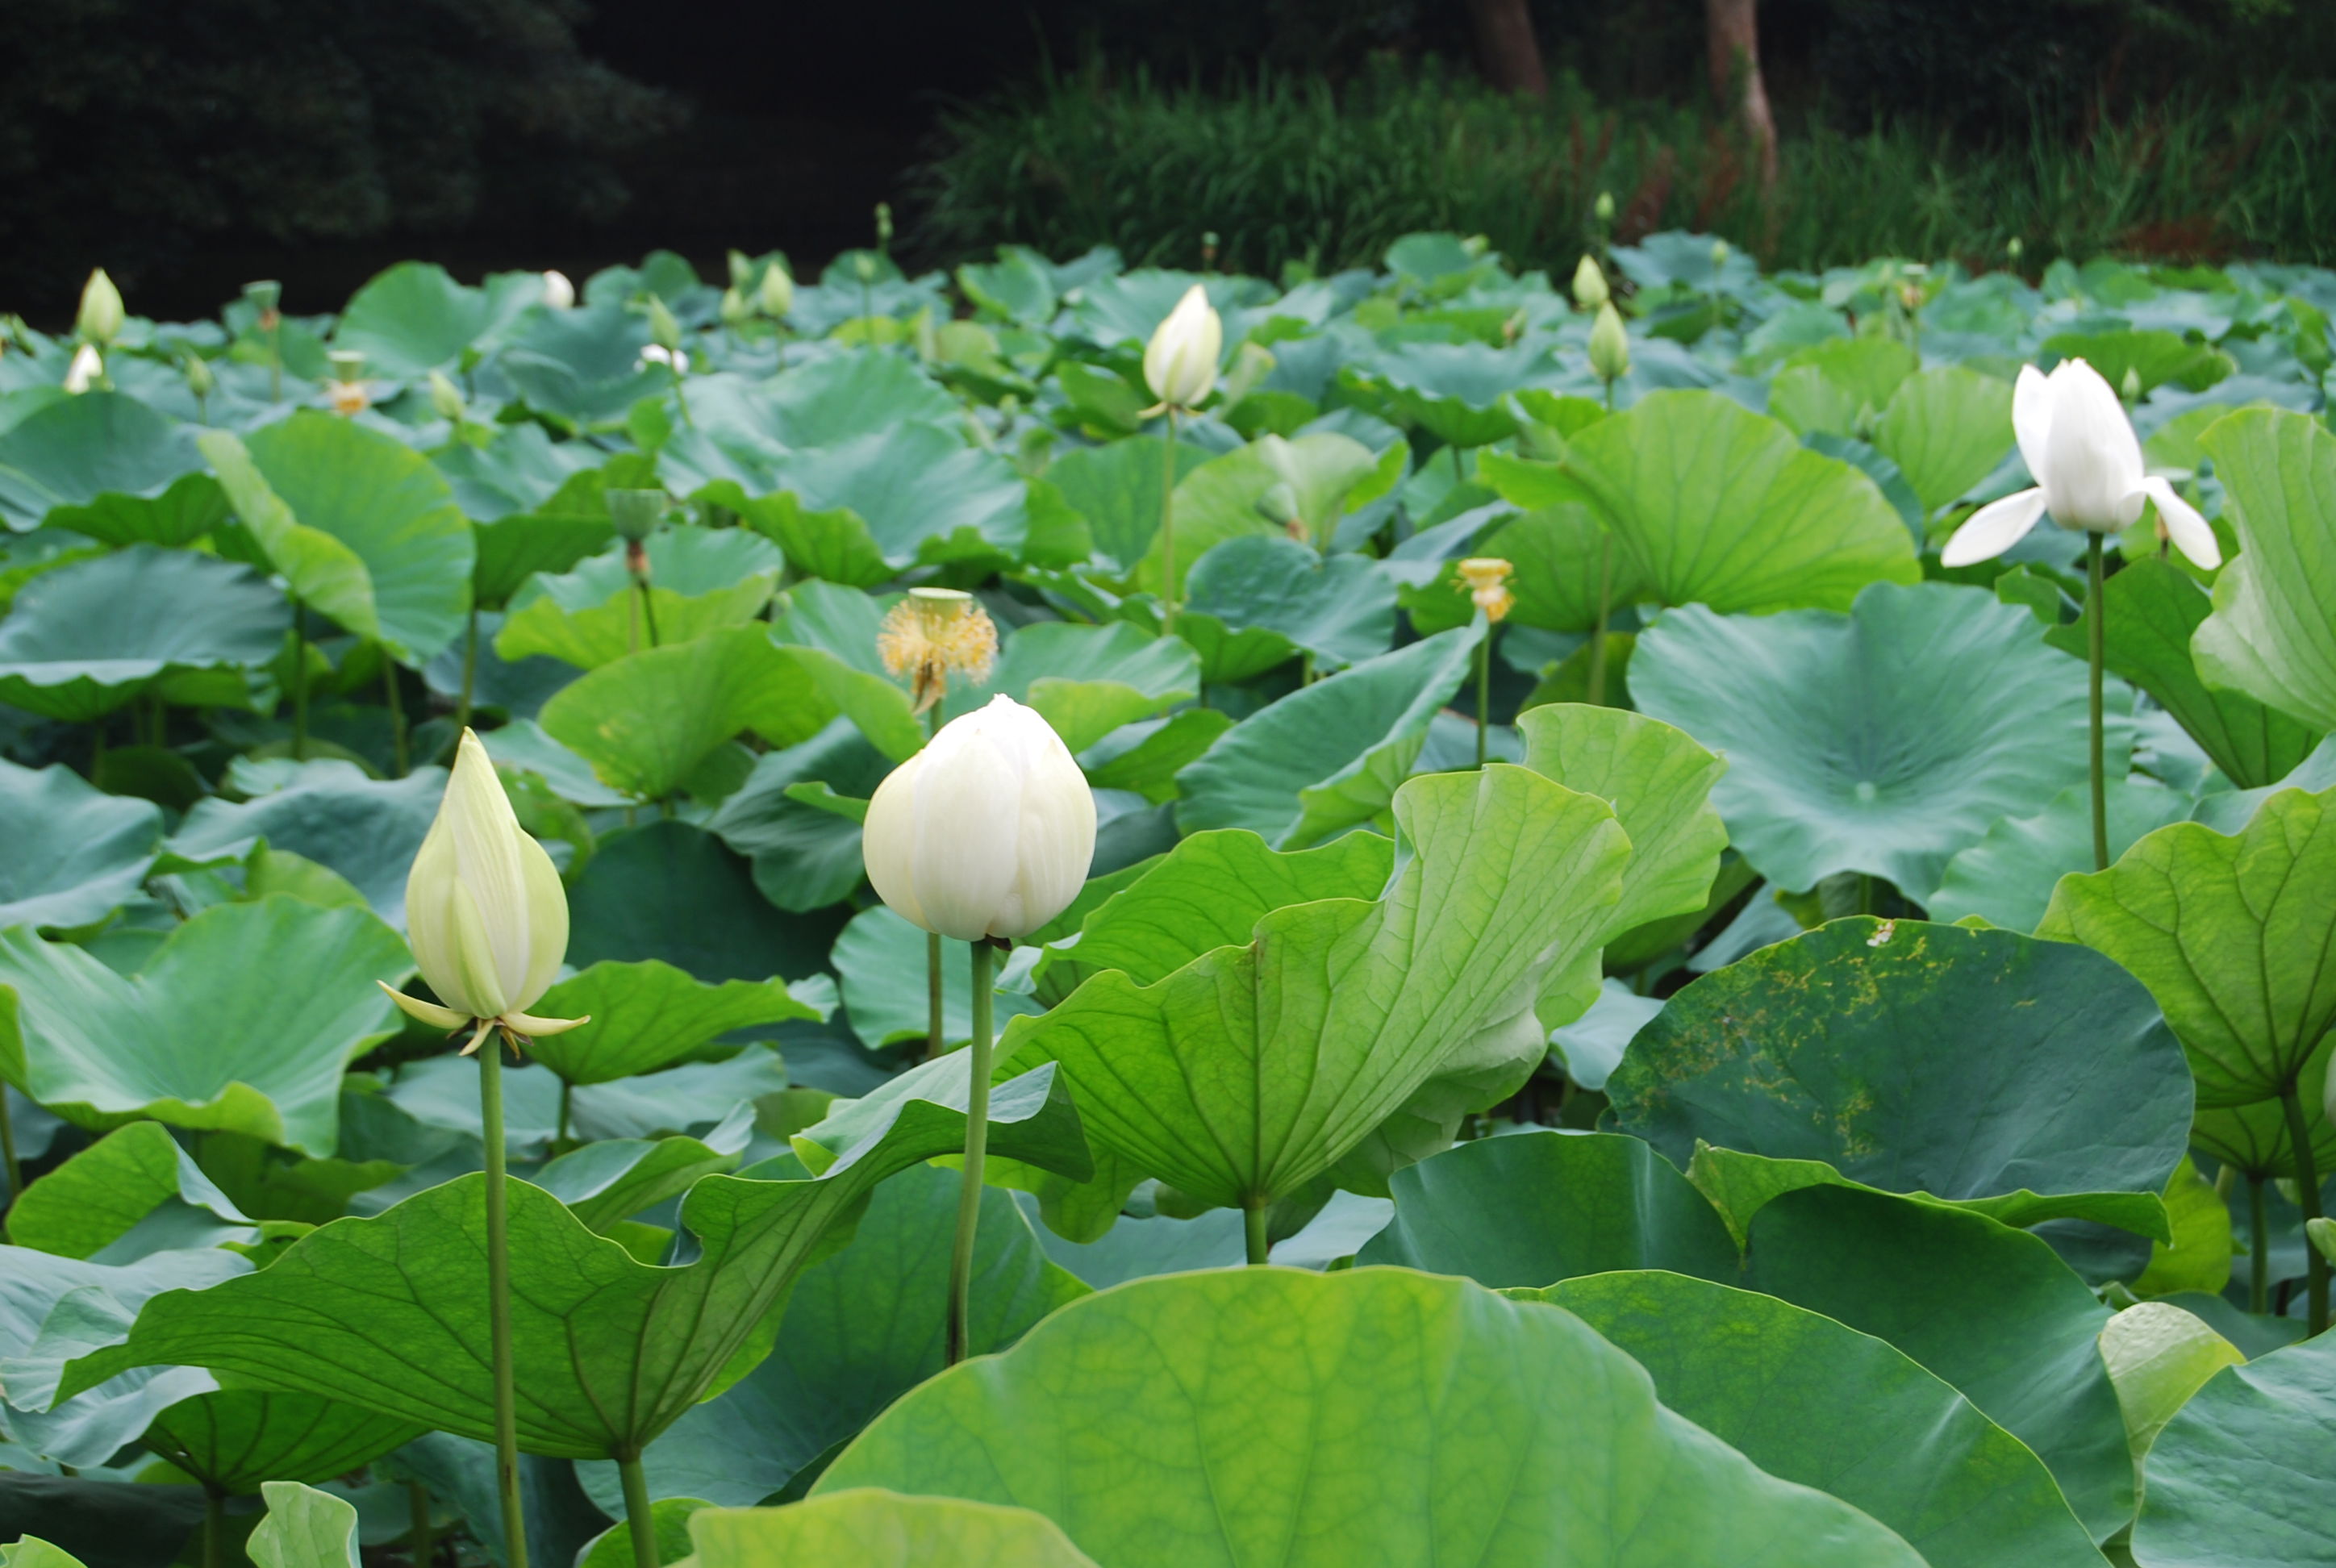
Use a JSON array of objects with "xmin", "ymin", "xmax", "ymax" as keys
[
  {"xmin": 878, "ymin": 586, "xmax": 999, "ymax": 715},
  {"xmin": 1143, "ymin": 284, "xmax": 1221, "ymax": 411},
  {"xmin": 862, "ymin": 695, "xmax": 1095, "ymax": 942},
  {"xmin": 380, "ymin": 729, "xmax": 586, "ymax": 1049},
  {"xmin": 1942, "ymin": 358, "xmax": 2219, "ymax": 569},
  {"xmin": 1456, "ymin": 557, "xmax": 1516, "ymax": 623}
]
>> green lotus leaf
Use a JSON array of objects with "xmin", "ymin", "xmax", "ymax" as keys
[
  {"xmin": 1180, "ymin": 535, "xmax": 1395, "ymax": 674},
  {"xmin": 2042, "ymin": 329, "xmax": 2234, "ymax": 395},
  {"xmin": 1046, "ymin": 434, "xmax": 1211, "ymax": 573},
  {"xmin": 2039, "ymin": 784, "xmax": 2336, "ymax": 1106},
  {"xmin": 2098, "ymin": 1301, "xmax": 2246, "ymax": 1476},
  {"xmin": 2192, "ymin": 408, "xmax": 2336, "ymax": 731},
  {"xmin": 1006, "ymin": 764, "xmax": 1625, "ymax": 1209},
  {"xmin": 761, "ymin": 423, "xmax": 1028, "ymax": 576},
  {"xmin": 815, "ymin": 1266, "xmax": 1924, "ymax": 1567},
  {"xmin": 707, "ymin": 719, "xmax": 890, "ymax": 910},
  {"xmin": 333, "ymin": 262, "xmax": 535, "ymax": 378},
  {"xmin": 1412, "ymin": 458, "xmax": 1651, "ymax": 635},
  {"xmin": 145, "ymin": 1391, "xmax": 424, "ymax": 1495},
  {"xmin": 200, "ymin": 412, "xmax": 475, "ymax": 663},
  {"xmin": 1134, "ymin": 432, "xmax": 1379, "ymax": 596},
  {"xmin": 2189, "ymin": 1036, "xmax": 2336, "ymax": 1180},
  {"xmin": 566, "ymin": 820, "xmax": 839, "ymax": 983},
  {"xmin": 534, "ymin": 1108, "xmax": 756, "ymax": 1233},
  {"xmin": 50, "ymin": 1060, "xmax": 1089, "ymax": 1459},
  {"xmin": 1873, "ymin": 366, "xmax": 2017, "ymax": 515},
  {"xmin": 692, "ymin": 1492, "xmax": 1099, "ymax": 1567},
  {"xmin": 167, "ymin": 761, "xmax": 446, "ymax": 928},
  {"xmin": 765, "ymin": 582, "xmax": 923, "ymax": 761},
  {"xmin": 948, "ymin": 619, "xmax": 1199, "ymax": 753},
  {"xmin": 1561, "ymin": 390, "xmax": 1921, "ymax": 614},
  {"xmin": 0, "ymin": 760, "xmax": 163, "ymax": 931},
  {"xmin": 0, "ymin": 546, "xmax": 288, "ymax": 719},
  {"xmin": 1079, "ymin": 709, "xmax": 1233, "ymax": 802},
  {"xmin": 829, "ymin": 905, "xmax": 1042, "ymax": 1049},
  {"xmin": 539, "ymin": 624, "xmax": 828, "ymax": 800},
  {"xmin": 0, "ymin": 393, "xmax": 206, "ymax": 533},
  {"xmin": 2130, "ymin": 1330, "xmax": 2336, "ymax": 1566},
  {"xmin": 524, "ymin": 961, "xmax": 815, "ymax": 1086},
  {"xmin": 247, "ymin": 1481, "xmax": 361, "ymax": 1568},
  {"xmin": 1610, "ymin": 919, "xmax": 2190, "ymax": 1240},
  {"xmin": 1362, "ymin": 340, "xmax": 1568, "ymax": 447},
  {"xmin": 1633, "ymin": 581, "xmax": 2106, "ymax": 899},
  {"xmin": 1929, "ymin": 778, "xmax": 2192, "ymax": 931},
  {"xmin": 1525, "ymin": 1272, "xmax": 2106, "ymax": 1568},
  {"xmin": 495, "ymin": 303, "xmax": 661, "ymax": 426},
  {"xmin": 0, "ymin": 898, "xmax": 410, "ymax": 1156},
  {"xmin": 6, "ymin": 1121, "xmax": 252, "ymax": 1260},
  {"xmin": 45, "ymin": 471, "xmax": 227, "ymax": 549},
  {"xmin": 1174, "ymin": 623, "xmax": 1481, "ymax": 848},
  {"xmin": 432, "ymin": 421, "xmax": 603, "ymax": 523},
  {"xmin": 2045, "ymin": 556, "xmax": 2324, "ymax": 789},
  {"xmin": 712, "ymin": 350, "xmax": 958, "ymax": 450},
  {"xmin": 496, "ymin": 528, "xmax": 784, "ymax": 669}
]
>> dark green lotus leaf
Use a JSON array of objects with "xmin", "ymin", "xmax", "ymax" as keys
[
  {"xmin": 0, "ymin": 760, "xmax": 163, "ymax": 931},
  {"xmin": 815, "ymin": 1266, "xmax": 1925, "ymax": 1567},
  {"xmin": 1633, "ymin": 581, "xmax": 2104, "ymax": 899},
  {"xmin": 334, "ymin": 262, "xmax": 535, "ymax": 379},
  {"xmin": 46, "ymin": 472, "xmax": 227, "ymax": 549},
  {"xmin": 432, "ymin": 421, "xmax": 602, "ymax": 523},
  {"xmin": 0, "ymin": 394, "xmax": 206, "ymax": 533},
  {"xmin": 765, "ymin": 582, "xmax": 923, "ymax": 762},
  {"xmin": 497, "ymin": 528, "xmax": 784, "ymax": 669},
  {"xmin": 762, "ymin": 424, "xmax": 1027, "ymax": 575},
  {"xmin": 707, "ymin": 719, "xmax": 891, "ymax": 910},
  {"xmin": 2192, "ymin": 407, "xmax": 2336, "ymax": 730},
  {"xmin": 52, "ymin": 1059, "xmax": 1087, "ymax": 1459},
  {"xmin": 706, "ymin": 350, "xmax": 957, "ymax": 450},
  {"xmin": 495, "ymin": 303, "xmax": 662, "ymax": 426},
  {"xmin": 0, "ymin": 898, "xmax": 411, "ymax": 1156},
  {"xmin": 1746, "ymin": 1185, "xmax": 2133, "ymax": 1541},
  {"xmin": 1611, "ymin": 919, "xmax": 2189, "ymax": 1239},
  {"xmin": 828, "ymin": 905, "xmax": 1041, "ymax": 1049},
  {"xmin": 949, "ymin": 620, "xmax": 1199, "ymax": 753},
  {"xmin": 1047, "ymin": 436, "xmax": 1211, "ymax": 573},
  {"xmin": 567, "ymin": 820, "xmax": 840, "ymax": 982},
  {"xmin": 1929, "ymin": 778, "xmax": 2192, "ymax": 932},
  {"xmin": 0, "ymin": 547, "xmax": 288, "ymax": 720},
  {"xmin": 166, "ymin": 761, "xmax": 445, "ymax": 928},
  {"xmin": 2130, "ymin": 1331, "xmax": 2336, "ymax": 1567},
  {"xmin": 1526, "ymin": 1272, "xmax": 2106, "ymax": 1568},
  {"xmin": 6, "ymin": 1122, "xmax": 252, "ymax": 1261},
  {"xmin": 2040, "ymin": 785, "xmax": 2336, "ymax": 1106},
  {"xmin": 524, "ymin": 961, "xmax": 815, "ymax": 1086},
  {"xmin": 534, "ymin": 1107, "xmax": 756, "ymax": 1232},
  {"xmin": 145, "ymin": 1391, "xmax": 423, "ymax": 1495},
  {"xmin": 1180, "ymin": 535, "xmax": 1395, "ymax": 674},
  {"xmin": 692, "ymin": 1492, "xmax": 1099, "ymax": 1567}
]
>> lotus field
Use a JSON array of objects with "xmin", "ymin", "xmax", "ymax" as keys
[{"xmin": 3, "ymin": 231, "xmax": 2336, "ymax": 1568}]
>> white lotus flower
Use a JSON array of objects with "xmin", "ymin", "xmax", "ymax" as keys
[
  {"xmin": 62, "ymin": 343, "xmax": 102, "ymax": 394},
  {"xmin": 541, "ymin": 269, "xmax": 576, "ymax": 310},
  {"xmin": 1942, "ymin": 358, "xmax": 2220, "ymax": 569},
  {"xmin": 637, "ymin": 344, "xmax": 689, "ymax": 375},
  {"xmin": 1143, "ymin": 284, "xmax": 1221, "ymax": 411},
  {"xmin": 862, "ymin": 694, "xmax": 1096, "ymax": 941}
]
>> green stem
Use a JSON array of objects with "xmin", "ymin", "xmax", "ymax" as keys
[
  {"xmin": 1858, "ymin": 874, "xmax": 1878, "ymax": 917},
  {"xmin": 2249, "ymin": 1174, "xmax": 2269, "ymax": 1316},
  {"xmin": 385, "ymin": 656, "xmax": 409, "ymax": 778},
  {"xmin": 204, "ymin": 1487, "xmax": 224, "ymax": 1568},
  {"xmin": 92, "ymin": 716, "xmax": 106, "ymax": 777},
  {"xmin": 926, "ymin": 931, "xmax": 945, "ymax": 1063},
  {"xmin": 1244, "ymin": 1198, "xmax": 1270, "ymax": 1266},
  {"xmin": 1587, "ymin": 534, "xmax": 1613, "ymax": 708},
  {"xmin": 2280, "ymin": 1082, "xmax": 2329, "ymax": 1335},
  {"xmin": 2086, "ymin": 533, "xmax": 2108, "ymax": 873},
  {"xmin": 0, "ymin": 1081, "xmax": 20, "ymax": 1214},
  {"xmin": 946, "ymin": 941, "xmax": 997, "ymax": 1366},
  {"xmin": 408, "ymin": 1480, "xmax": 432, "ymax": 1568},
  {"xmin": 268, "ymin": 327, "xmax": 282, "ymax": 404},
  {"xmin": 456, "ymin": 607, "xmax": 478, "ymax": 737},
  {"xmin": 1158, "ymin": 407, "xmax": 1179, "ymax": 635},
  {"xmin": 556, "ymin": 1078, "xmax": 573, "ymax": 1149},
  {"xmin": 292, "ymin": 600, "xmax": 310, "ymax": 764},
  {"xmin": 636, "ymin": 580, "xmax": 661, "ymax": 648},
  {"xmin": 479, "ymin": 1036, "xmax": 529, "ymax": 1568},
  {"xmin": 616, "ymin": 1452, "xmax": 658, "ymax": 1568}
]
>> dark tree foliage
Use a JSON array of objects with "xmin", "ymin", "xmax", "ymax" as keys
[{"xmin": 0, "ymin": 0, "xmax": 678, "ymax": 305}]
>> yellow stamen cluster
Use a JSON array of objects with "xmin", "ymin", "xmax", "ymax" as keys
[
  {"xmin": 878, "ymin": 587, "xmax": 999, "ymax": 714},
  {"xmin": 328, "ymin": 380, "xmax": 371, "ymax": 417},
  {"xmin": 1455, "ymin": 557, "xmax": 1516, "ymax": 623}
]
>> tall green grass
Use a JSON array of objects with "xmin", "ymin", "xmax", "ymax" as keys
[{"xmin": 917, "ymin": 59, "xmax": 2336, "ymax": 275}]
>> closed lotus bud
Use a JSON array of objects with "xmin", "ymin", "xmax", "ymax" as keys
[
  {"xmin": 2007, "ymin": 237, "xmax": 2024, "ymax": 264},
  {"xmin": 77, "ymin": 269, "xmax": 124, "ymax": 346},
  {"xmin": 645, "ymin": 296, "xmax": 682, "ymax": 352},
  {"xmin": 1571, "ymin": 254, "xmax": 1608, "ymax": 311},
  {"xmin": 1594, "ymin": 190, "xmax": 1616, "ymax": 224},
  {"xmin": 379, "ymin": 729, "xmax": 584, "ymax": 1041},
  {"xmin": 875, "ymin": 202, "xmax": 894, "ymax": 250},
  {"xmin": 728, "ymin": 249, "xmax": 753, "ymax": 290},
  {"xmin": 1143, "ymin": 284, "xmax": 1221, "ymax": 411},
  {"xmin": 428, "ymin": 369, "xmax": 466, "ymax": 423},
  {"xmin": 63, "ymin": 343, "xmax": 102, "ymax": 394},
  {"xmin": 720, "ymin": 286, "xmax": 753, "ymax": 329},
  {"xmin": 182, "ymin": 352, "xmax": 215, "ymax": 399},
  {"xmin": 1710, "ymin": 239, "xmax": 1729, "ymax": 273},
  {"xmin": 862, "ymin": 694, "xmax": 1097, "ymax": 942},
  {"xmin": 606, "ymin": 488, "xmax": 667, "ymax": 544},
  {"xmin": 2120, "ymin": 366, "xmax": 2143, "ymax": 405},
  {"xmin": 541, "ymin": 269, "xmax": 576, "ymax": 310},
  {"xmin": 759, "ymin": 262, "xmax": 795, "ymax": 319},
  {"xmin": 1589, "ymin": 301, "xmax": 1631, "ymax": 385}
]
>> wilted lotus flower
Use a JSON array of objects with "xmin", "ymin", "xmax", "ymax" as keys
[
  {"xmin": 1143, "ymin": 284, "xmax": 1221, "ymax": 411},
  {"xmin": 541, "ymin": 269, "xmax": 576, "ymax": 310},
  {"xmin": 63, "ymin": 344, "xmax": 102, "ymax": 394},
  {"xmin": 1589, "ymin": 302, "xmax": 1631, "ymax": 385},
  {"xmin": 862, "ymin": 695, "xmax": 1096, "ymax": 942},
  {"xmin": 1571, "ymin": 254, "xmax": 1608, "ymax": 311},
  {"xmin": 77, "ymin": 269, "xmax": 124, "ymax": 346},
  {"xmin": 878, "ymin": 586, "xmax": 998, "ymax": 715},
  {"xmin": 1942, "ymin": 358, "xmax": 2219, "ymax": 568},
  {"xmin": 1456, "ymin": 557, "xmax": 1516, "ymax": 623},
  {"xmin": 380, "ymin": 730, "xmax": 586, "ymax": 1046}
]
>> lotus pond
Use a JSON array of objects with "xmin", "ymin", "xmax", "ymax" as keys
[{"xmin": 0, "ymin": 234, "xmax": 2334, "ymax": 1568}]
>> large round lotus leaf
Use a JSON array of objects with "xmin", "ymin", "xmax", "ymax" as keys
[
  {"xmin": 1048, "ymin": 436, "xmax": 1212, "ymax": 574},
  {"xmin": 762, "ymin": 423, "xmax": 1028, "ymax": 574},
  {"xmin": 1929, "ymin": 778, "xmax": 2191, "ymax": 932},
  {"xmin": 1611, "ymin": 919, "xmax": 2191, "ymax": 1236},
  {"xmin": 2189, "ymin": 1036, "xmax": 2336, "ymax": 1180},
  {"xmin": 1181, "ymin": 534, "xmax": 1395, "ymax": 673},
  {"xmin": 708, "ymin": 350, "xmax": 957, "ymax": 451},
  {"xmin": 495, "ymin": 302, "xmax": 662, "ymax": 424},
  {"xmin": 1559, "ymin": 389, "xmax": 1920, "ymax": 615},
  {"xmin": 332, "ymin": 262, "xmax": 536, "ymax": 379},
  {"xmin": 496, "ymin": 527, "xmax": 783, "ymax": 669},
  {"xmin": 2130, "ymin": 1331, "xmax": 2336, "ymax": 1567},
  {"xmin": 0, "ymin": 392, "xmax": 205, "ymax": 532},
  {"xmin": 1527, "ymin": 1272, "xmax": 2105, "ymax": 1568},
  {"xmin": 144, "ymin": 1390, "xmax": 423, "ymax": 1495},
  {"xmin": 0, "ymin": 546, "xmax": 288, "ymax": 720},
  {"xmin": 0, "ymin": 759, "xmax": 163, "ymax": 931},
  {"xmin": 945, "ymin": 619, "xmax": 1199, "ymax": 753},
  {"xmin": 1632, "ymin": 581, "xmax": 2102, "ymax": 899},
  {"xmin": 691, "ymin": 1493, "xmax": 1099, "ymax": 1568},
  {"xmin": 566, "ymin": 819, "xmax": 840, "ymax": 983},
  {"xmin": 1872, "ymin": 366, "xmax": 2016, "ymax": 516},
  {"xmin": 167, "ymin": 761, "xmax": 447, "ymax": 928},
  {"xmin": 816, "ymin": 1266, "xmax": 1924, "ymax": 1567},
  {"xmin": 2040, "ymin": 785, "xmax": 2336, "ymax": 1106},
  {"xmin": 0, "ymin": 898, "xmax": 411, "ymax": 1156},
  {"xmin": 1134, "ymin": 432, "xmax": 1379, "ymax": 597},
  {"xmin": 525, "ymin": 961, "xmax": 816, "ymax": 1086},
  {"xmin": 2192, "ymin": 409, "xmax": 2336, "ymax": 731}
]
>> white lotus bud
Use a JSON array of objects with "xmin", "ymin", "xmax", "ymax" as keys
[
  {"xmin": 379, "ymin": 729, "xmax": 583, "ymax": 1041},
  {"xmin": 1589, "ymin": 302, "xmax": 1630, "ymax": 385},
  {"xmin": 77, "ymin": 269, "xmax": 125, "ymax": 346},
  {"xmin": 861, "ymin": 694, "xmax": 1097, "ymax": 941},
  {"xmin": 759, "ymin": 262, "xmax": 795, "ymax": 319},
  {"xmin": 1571, "ymin": 254, "xmax": 1608, "ymax": 311},
  {"xmin": 1143, "ymin": 284, "xmax": 1221, "ymax": 411},
  {"xmin": 541, "ymin": 270, "xmax": 576, "ymax": 310},
  {"xmin": 63, "ymin": 343, "xmax": 102, "ymax": 394}
]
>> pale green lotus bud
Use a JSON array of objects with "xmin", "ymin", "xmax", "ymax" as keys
[
  {"xmin": 1589, "ymin": 301, "xmax": 1630, "ymax": 385},
  {"xmin": 645, "ymin": 296, "xmax": 682, "ymax": 352},
  {"xmin": 1709, "ymin": 239, "xmax": 1729, "ymax": 277},
  {"xmin": 63, "ymin": 343, "xmax": 102, "ymax": 394},
  {"xmin": 378, "ymin": 728, "xmax": 584, "ymax": 1040},
  {"xmin": 77, "ymin": 269, "xmax": 124, "ymax": 346},
  {"xmin": 1571, "ymin": 254, "xmax": 1608, "ymax": 311},
  {"xmin": 428, "ymin": 369, "xmax": 466, "ymax": 423},
  {"xmin": 2121, "ymin": 365, "xmax": 2143, "ymax": 405},
  {"xmin": 853, "ymin": 253, "xmax": 878, "ymax": 286},
  {"xmin": 541, "ymin": 269, "xmax": 576, "ymax": 310},
  {"xmin": 2006, "ymin": 237, "xmax": 2024, "ymax": 265},
  {"xmin": 759, "ymin": 262, "xmax": 795, "ymax": 319},
  {"xmin": 720, "ymin": 286, "xmax": 753, "ymax": 329},
  {"xmin": 1594, "ymin": 190, "xmax": 1616, "ymax": 224},
  {"xmin": 862, "ymin": 694, "xmax": 1096, "ymax": 941},
  {"xmin": 1143, "ymin": 284, "xmax": 1221, "ymax": 411},
  {"xmin": 183, "ymin": 352, "xmax": 215, "ymax": 400},
  {"xmin": 875, "ymin": 202, "xmax": 894, "ymax": 251},
  {"xmin": 728, "ymin": 249, "xmax": 753, "ymax": 289},
  {"xmin": 607, "ymin": 488, "xmax": 667, "ymax": 544}
]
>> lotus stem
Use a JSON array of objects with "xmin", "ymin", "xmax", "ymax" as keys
[
  {"xmin": 926, "ymin": 932, "xmax": 945, "ymax": 1063},
  {"xmin": 2249, "ymin": 1174, "xmax": 2269, "ymax": 1316},
  {"xmin": 1587, "ymin": 534, "xmax": 1613, "ymax": 708},
  {"xmin": 456, "ymin": 607, "xmax": 478, "ymax": 737},
  {"xmin": 636, "ymin": 581, "xmax": 661, "ymax": 648},
  {"xmin": 386, "ymin": 657, "xmax": 409, "ymax": 777},
  {"xmin": 408, "ymin": 1480, "xmax": 432, "ymax": 1567},
  {"xmin": 478, "ymin": 1032, "xmax": 529, "ymax": 1568},
  {"xmin": 2280, "ymin": 1082, "xmax": 2328, "ymax": 1335},
  {"xmin": 203, "ymin": 1487, "xmax": 224, "ymax": 1568},
  {"xmin": 1475, "ymin": 634, "xmax": 1491, "ymax": 769},
  {"xmin": 946, "ymin": 940, "xmax": 997, "ymax": 1365},
  {"xmin": 2086, "ymin": 533, "xmax": 2108, "ymax": 873},
  {"xmin": 1158, "ymin": 407, "xmax": 1179, "ymax": 635},
  {"xmin": 1244, "ymin": 1198, "xmax": 1270, "ymax": 1266},
  {"xmin": 555, "ymin": 1078, "xmax": 573, "ymax": 1149},
  {"xmin": 616, "ymin": 1452, "xmax": 657, "ymax": 1568}
]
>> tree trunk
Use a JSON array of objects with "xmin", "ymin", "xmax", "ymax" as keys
[
  {"xmin": 1465, "ymin": 0, "xmax": 1548, "ymax": 98},
  {"xmin": 1704, "ymin": 0, "xmax": 1778, "ymax": 185}
]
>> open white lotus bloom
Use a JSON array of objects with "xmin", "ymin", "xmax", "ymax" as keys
[
  {"xmin": 380, "ymin": 728, "xmax": 586, "ymax": 1044},
  {"xmin": 1941, "ymin": 357, "xmax": 2220, "ymax": 569},
  {"xmin": 863, "ymin": 694, "xmax": 1098, "ymax": 942},
  {"xmin": 1143, "ymin": 283, "xmax": 1221, "ymax": 411}
]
